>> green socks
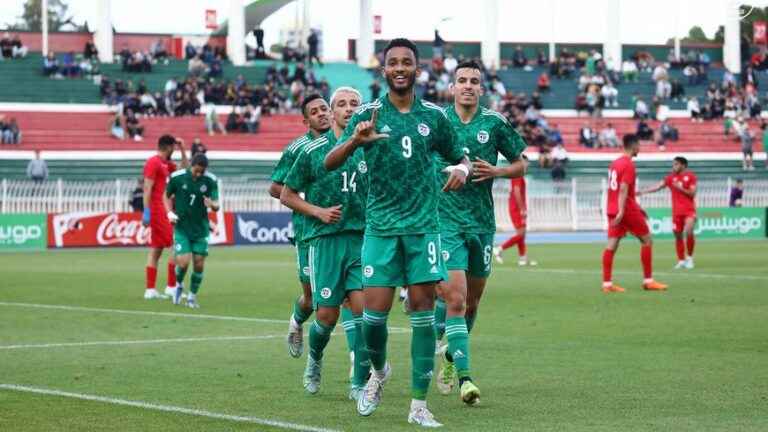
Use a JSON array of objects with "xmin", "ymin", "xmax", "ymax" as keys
[
  {"xmin": 190, "ymin": 272, "xmax": 203, "ymax": 294},
  {"xmin": 175, "ymin": 265, "xmax": 187, "ymax": 285},
  {"xmin": 308, "ymin": 319, "xmax": 333, "ymax": 361},
  {"xmin": 340, "ymin": 306, "xmax": 356, "ymax": 353},
  {"xmin": 351, "ymin": 314, "xmax": 371, "ymax": 387},
  {"xmin": 410, "ymin": 310, "xmax": 436, "ymax": 400},
  {"xmin": 466, "ymin": 310, "xmax": 477, "ymax": 333},
  {"xmin": 445, "ymin": 316, "xmax": 471, "ymax": 379},
  {"xmin": 362, "ymin": 309, "xmax": 388, "ymax": 371},
  {"xmin": 434, "ymin": 297, "xmax": 447, "ymax": 341},
  {"xmin": 292, "ymin": 296, "xmax": 312, "ymax": 325}
]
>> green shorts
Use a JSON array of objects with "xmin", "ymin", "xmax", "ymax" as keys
[
  {"xmin": 361, "ymin": 233, "xmax": 448, "ymax": 287},
  {"xmin": 308, "ymin": 232, "xmax": 363, "ymax": 308},
  {"xmin": 441, "ymin": 231, "xmax": 494, "ymax": 278},
  {"xmin": 296, "ymin": 241, "xmax": 310, "ymax": 284},
  {"xmin": 174, "ymin": 228, "xmax": 209, "ymax": 256}
]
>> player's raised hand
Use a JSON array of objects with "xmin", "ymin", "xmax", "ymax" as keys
[
  {"xmin": 471, "ymin": 158, "xmax": 499, "ymax": 183},
  {"xmin": 352, "ymin": 108, "xmax": 389, "ymax": 145},
  {"xmin": 174, "ymin": 137, "xmax": 185, "ymax": 148},
  {"xmin": 314, "ymin": 205, "xmax": 343, "ymax": 224}
]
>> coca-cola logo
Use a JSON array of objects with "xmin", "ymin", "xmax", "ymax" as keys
[{"xmin": 96, "ymin": 214, "xmax": 151, "ymax": 245}]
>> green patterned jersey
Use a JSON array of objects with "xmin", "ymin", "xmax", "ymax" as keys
[
  {"xmin": 270, "ymin": 132, "xmax": 314, "ymax": 243},
  {"xmin": 436, "ymin": 106, "xmax": 527, "ymax": 233},
  {"xmin": 284, "ymin": 129, "xmax": 368, "ymax": 241},
  {"xmin": 339, "ymin": 94, "xmax": 465, "ymax": 235},
  {"xmin": 166, "ymin": 169, "xmax": 219, "ymax": 239}
]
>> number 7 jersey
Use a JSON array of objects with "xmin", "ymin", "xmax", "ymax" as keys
[{"xmin": 339, "ymin": 94, "xmax": 465, "ymax": 236}]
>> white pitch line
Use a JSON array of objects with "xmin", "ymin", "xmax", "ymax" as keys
[
  {"xmin": 0, "ymin": 335, "xmax": 281, "ymax": 350},
  {"xmin": 497, "ymin": 267, "xmax": 768, "ymax": 281},
  {"xmin": 0, "ymin": 384, "xmax": 340, "ymax": 432}
]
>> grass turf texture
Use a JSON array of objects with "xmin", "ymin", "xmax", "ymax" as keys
[{"xmin": 1, "ymin": 240, "xmax": 766, "ymax": 431}]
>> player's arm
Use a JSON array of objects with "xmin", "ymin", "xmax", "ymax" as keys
[
  {"xmin": 280, "ymin": 186, "xmax": 341, "ymax": 224},
  {"xmin": 638, "ymin": 180, "xmax": 666, "ymax": 196},
  {"xmin": 176, "ymin": 138, "xmax": 189, "ymax": 168},
  {"xmin": 164, "ymin": 178, "xmax": 179, "ymax": 223},
  {"xmin": 203, "ymin": 180, "xmax": 220, "ymax": 212},
  {"xmin": 269, "ymin": 182, "xmax": 283, "ymax": 199},
  {"xmin": 473, "ymin": 114, "xmax": 528, "ymax": 182},
  {"xmin": 435, "ymin": 113, "xmax": 471, "ymax": 191},
  {"xmin": 472, "ymin": 158, "xmax": 525, "ymax": 182},
  {"xmin": 324, "ymin": 108, "xmax": 388, "ymax": 170},
  {"xmin": 612, "ymin": 182, "xmax": 630, "ymax": 225},
  {"xmin": 141, "ymin": 162, "xmax": 156, "ymax": 226}
]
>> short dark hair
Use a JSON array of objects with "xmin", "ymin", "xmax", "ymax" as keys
[
  {"xmin": 158, "ymin": 134, "xmax": 176, "ymax": 149},
  {"xmin": 454, "ymin": 60, "xmax": 482, "ymax": 76},
  {"xmin": 673, "ymin": 156, "xmax": 688, "ymax": 167},
  {"xmin": 301, "ymin": 93, "xmax": 325, "ymax": 117},
  {"xmin": 622, "ymin": 134, "xmax": 639, "ymax": 149},
  {"xmin": 382, "ymin": 38, "xmax": 419, "ymax": 61},
  {"xmin": 191, "ymin": 153, "xmax": 209, "ymax": 168}
]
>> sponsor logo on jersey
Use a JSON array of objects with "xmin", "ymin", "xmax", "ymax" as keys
[
  {"xmin": 441, "ymin": 250, "xmax": 450, "ymax": 262},
  {"xmin": 200, "ymin": 185, "xmax": 207, "ymax": 193},
  {"xmin": 380, "ymin": 124, "xmax": 392, "ymax": 133},
  {"xmin": 417, "ymin": 123, "xmax": 430, "ymax": 137},
  {"xmin": 364, "ymin": 265, "xmax": 374, "ymax": 278},
  {"xmin": 477, "ymin": 130, "xmax": 489, "ymax": 143},
  {"xmin": 320, "ymin": 287, "xmax": 332, "ymax": 299},
  {"xmin": 358, "ymin": 161, "xmax": 368, "ymax": 174}
]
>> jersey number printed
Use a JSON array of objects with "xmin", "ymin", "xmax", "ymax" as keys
[
  {"xmin": 401, "ymin": 136, "xmax": 412, "ymax": 159},
  {"xmin": 341, "ymin": 171, "xmax": 357, "ymax": 193},
  {"xmin": 189, "ymin": 193, "xmax": 196, "ymax": 205},
  {"xmin": 427, "ymin": 241, "xmax": 437, "ymax": 265},
  {"xmin": 608, "ymin": 170, "xmax": 618, "ymax": 191}
]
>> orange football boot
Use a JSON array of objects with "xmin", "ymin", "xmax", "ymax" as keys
[
  {"xmin": 643, "ymin": 280, "xmax": 668, "ymax": 291},
  {"xmin": 601, "ymin": 284, "xmax": 626, "ymax": 293}
]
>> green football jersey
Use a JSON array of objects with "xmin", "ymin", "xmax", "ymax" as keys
[
  {"xmin": 339, "ymin": 94, "xmax": 465, "ymax": 235},
  {"xmin": 271, "ymin": 132, "xmax": 314, "ymax": 243},
  {"xmin": 436, "ymin": 106, "xmax": 527, "ymax": 233},
  {"xmin": 166, "ymin": 168, "xmax": 219, "ymax": 239},
  {"xmin": 283, "ymin": 129, "xmax": 368, "ymax": 241}
]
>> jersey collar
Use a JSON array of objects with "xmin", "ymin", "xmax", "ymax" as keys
[
  {"xmin": 447, "ymin": 104, "xmax": 481, "ymax": 125},
  {"xmin": 382, "ymin": 91, "xmax": 419, "ymax": 114}
]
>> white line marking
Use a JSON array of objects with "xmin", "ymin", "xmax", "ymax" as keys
[
  {"xmin": 0, "ymin": 335, "xmax": 281, "ymax": 350},
  {"xmin": 496, "ymin": 267, "xmax": 768, "ymax": 281},
  {"xmin": 0, "ymin": 384, "xmax": 340, "ymax": 432}
]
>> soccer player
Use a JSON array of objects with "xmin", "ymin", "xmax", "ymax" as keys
[
  {"xmin": 638, "ymin": 157, "xmax": 697, "ymax": 269},
  {"xmin": 164, "ymin": 154, "xmax": 219, "ymax": 308},
  {"xmin": 602, "ymin": 134, "xmax": 668, "ymax": 293},
  {"xmin": 269, "ymin": 94, "xmax": 331, "ymax": 358},
  {"xmin": 142, "ymin": 135, "xmax": 188, "ymax": 300},
  {"xmin": 433, "ymin": 60, "xmax": 527, "ymax": 405},
  {"xmin": 325, "ymin": 38, "xmax": 472, "ymax": 427},
  {"xmin": 280, "ymin": 87, "xmax": 371, "ymax": 399},
  {"xmin": 492, "ymin": 155, "xmax": 536, "ymax": 266}
]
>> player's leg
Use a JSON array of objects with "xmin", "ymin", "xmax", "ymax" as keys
[
  {"xmin": 673, "ymin": 219, "xmax": 686, "ymax": 269},
  {"xmin": 343, "ymin": 235, "xmax": 367, "ymax": 400},
  {"xmin": 602, "ymin": 232, "xmax": 625, "ymax": 293},
  {"xmin": 172, "ymin": 229, "xmax": 193, "ymax": 304},
  {"xmin": 185, "ymin": 254, "xmax": 206, "ymax": 308},
  {"xmin": 287, "ymin": 241, "xmax": 313, "ymax": 358},
  {"xmin": 340, "ymin": 299, "xmax": 356, "ymax": 379},
  {"xmin": 304, "ymin": 305, "xmax": 339, "ymax": 394},
  {"xmin": 683, "ymin": 216, "xmax": 696, "ymax": 269},
  {"xmin": 634, "ymin": 216, "xmax": 668, "ymax": 290},
  {"xmin": 165, "ymin": 247, "xmax": 177, "ymax": 297},
  {"xmin": 144, "ymin": 247, "xmax": 164, "ymax": 299}
]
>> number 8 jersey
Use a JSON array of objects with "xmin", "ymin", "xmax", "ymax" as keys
[
  {"xmin": 339, "ymin": 94, "xmax": 465, "ymax": 236},
  {"xmin": 606, "ymin": 154, "xmax": 642, "ymax": 217}
]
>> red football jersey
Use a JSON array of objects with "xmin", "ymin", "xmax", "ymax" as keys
[
  {"xmin": 606, "ymin": 155, "xmax": 641, "ymax": 216},
  {"xmin": 664, "ymin": 170, "xmax": 697, "ymax": 216},
  {"xmin": 509, "ymin": 177, "xmax": 527, "ymax": 211},
  {"xmin": 142, "ymin": 155, "xmax": 177, "ymax": 213}
]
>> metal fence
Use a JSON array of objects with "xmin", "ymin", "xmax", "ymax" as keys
[{"xmin": 2, "ymin": 177, "xmax": 767, "ymax": 232}]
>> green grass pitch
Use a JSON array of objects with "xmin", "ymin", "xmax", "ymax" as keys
[{"xmin": 1, "ymin": 240, "xmax": 767, "ymax": 431}]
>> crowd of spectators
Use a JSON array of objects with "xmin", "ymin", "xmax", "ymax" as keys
[{"xmin": 0, "ymin": 32, "xmax": 28, "ymax": 59}]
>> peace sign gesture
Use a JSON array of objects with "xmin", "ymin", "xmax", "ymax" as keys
[{"xmin": 352, "ymin": 108, "xmax": 389, "ymax": 146}]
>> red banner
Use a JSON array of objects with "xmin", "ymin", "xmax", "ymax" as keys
[
  {"xmin": 754, "ymin": 21, "xmax": 767, "ymax": 44},
  {"xmin": 47, "ymin": 211, "xmax": 234, "ymax": 248},
  {"xmin": 205, "ymin": 9, "xmax": 218, "ymax": 30}
]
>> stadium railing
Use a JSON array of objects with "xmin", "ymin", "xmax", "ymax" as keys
[{"xmin": 2, "ymin": 178, "xmax": 766, "ymax": 232}]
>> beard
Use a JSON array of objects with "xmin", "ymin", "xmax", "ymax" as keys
[{"xmin": 386, "ymin": 71, "xmax": 416, "ymax": 95}]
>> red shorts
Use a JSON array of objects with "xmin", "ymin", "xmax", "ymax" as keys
[
  {"xmin": 149, "ymin": 212, "xmax": 173, "ymax": 249},
  {"xmin": 672, "ymin": 213, "xmax": 696, "ymax": 233},
  {"xmin": 509, "ymin": 207, "xmax": 526, "ymax": 229},
  {"xmin": 607, "ymin": 210, "xmax": 649, "ymax": 238}
]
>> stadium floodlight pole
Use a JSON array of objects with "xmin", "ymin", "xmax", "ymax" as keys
[{"xmin": 41, "ymin": 0, "xmax": 48, "ymax": 56}]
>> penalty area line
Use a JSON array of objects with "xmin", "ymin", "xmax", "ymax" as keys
[
  {"xmin": 0, "ymin": 384, "xmax": 341, "ymax": 432},
  {"xmin": 0, "ymin": 334, "xmax": 281, "ymax": 350}
]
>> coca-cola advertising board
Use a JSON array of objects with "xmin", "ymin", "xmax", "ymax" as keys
[{"xmin": 47, "ymin": 211, "xmax": 234, "ymax": 248}]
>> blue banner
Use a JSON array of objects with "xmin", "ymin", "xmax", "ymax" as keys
[{"xmin": 234, "ymin": 212, "xmax": 293, "ymax": 245}]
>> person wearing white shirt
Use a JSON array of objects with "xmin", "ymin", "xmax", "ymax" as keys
[
  {"xmin": 601, "ymin": 82, "xmax": 619, "ymax": 107},
  {"xmin": 687, "ymin": 97, "xmax": 702, "ymax": 122},
  {"xmin": 622, "ymin": 60, "xmax": 638, "ymax": 82}
]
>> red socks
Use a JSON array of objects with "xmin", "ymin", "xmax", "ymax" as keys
[
  {"xmin": 502, "ymin": 234, "xmax": 526, "ymax": 256},
  {"xmin": 145, "ymin": 266, "xmax": 157, "ymax": 290},
  {"xmin": 686, "ymin": 234, "xmax": 695, "ymax": 257},
  {"xmin": 675, "ymin": 238, "xmax": 685, "ymax": 260},
  {"xmin": 602, "ymin": 249, "xmax": 614, "ymax": 283},
  {"xmin": 167, "ymin": 262, "xmax": 177, "ymax": 287},
  {"xmin": 641, "ymin": 245, "xmax": 652, "ymax": 280}
]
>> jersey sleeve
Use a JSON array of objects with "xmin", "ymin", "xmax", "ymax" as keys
[
  {"xmin": 165, "ymin": 175, "xmax": 177, "ymax": 197},
  {"xmin": 283, "ymin": 150, "xmax": 312, "ymax": 192},
  {"xmin": 619, "ymin": 161, "xmax": 635, "ymax": 186},
  {"xmin": 495, "ymin": 119, "xmax": 527, "ymax": 162},
  {"xmin": 209, "ymin": 178, "xmax": 219, "ymax": 201},
  {"xmin": 664, "ymin": 174, "xmax": 673, "ymax": 188},
  {"xmin": 270, "ymin": 149, "xmax": 297, "ymax": 184},
  {"xmin": 434, "ymin": 112, "xmax": 464, "ymax": 163},
  {"xmin": 143, "ymin": 159, "xmax": 158, "ymax": 180}
]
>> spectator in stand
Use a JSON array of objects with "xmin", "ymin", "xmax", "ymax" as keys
[
  {"xmin": 682, "ymin": 64, "xmax": 698, "ymax": 86},
  {"xmin": 61, "ymin": 51, "xmax": 80, "ymax": 77},
  {"xmin": 579, "ymin": 122, "xmax": 596, "ymax": 148},
  {"xmin": 736, "ymin": 117, "xmax": 755, "ymax": 170},
  {"xmin": 598, "ymin": 123, "xmax": 619, "ymax": 148},
  {"xmin": 84, "ymin": 41, "xmax": 98, "ymax": 60},
  {"xmin": 636, "ymin": 118, "xmax": 654, "ymax": 141},
  {"xmin": 185, "ymin": 41, "xmax": 198, "ymax": 59},
  {"xmin": 548, "ymin": 124, "xmax": 563, "ymax": 146},
  {"xmin": 226, "ymin": 106, "xmax": 244, "ymax": 132},
  {"xmin": 10, "ymin": 34, "xmax": 27, "ymax": 58},
  {"xmin": 1, "ymin": 116, "xmax": 21, "ymax": 144},
  {"xmin": 130, "ymin": 178, "xmax": 144, "ymax": 212},
  {"xmin": 687, "ymin": 97, "xmax": 703, "ymax": 122},
  {"xmin": 42, "ymin": 52, "xmax": 59, "ymax": 76},
  {"xmin": 188, "ymin": 55, "xmax": 208, "ymax": 77},
  {"xmin": 586, "ymin": 85, "xmax": 600, "ymax": 117},
  {"xmin": 657, "ymin": 119, "xmax": 678, "ymax": 150},
  {"xmin": 729, "ymin": 179, "xmax": 744, "ymax": 207},
  {"xmin": 670, "ymin": 79, "xmax": 685, "ymax": 102},
  {"xmin": 109, "ymin": 113, "xmax": 126, "ymax": 140},
  {"xmin": 622, "ymin": 59, "xmax": 638, "ymax": 82},
  {"xmin": 150, "ymin": 39, "xmax": 169, "ymax": 64},
  {"xmin": 369, "ymin": 78, "xmax": 382, "ymax": 100},
  {"xmin": 601, "ymin": 81, "xmax": 618, "ymax": 107},
  {"xmin": 537, "ymin": 72, "xmax": 550, "ymax": 92},
  {"xmin": 191, "ymin": 138, "xmax": 207, "ymax": 156},
  {"xmin": 574, "ymin": 92, "xmax": 588, "ymax": 116},
  {"xmin": 124, "ymin": 109, "xmax": 145, "ymax": 141},
  {"xmin": 209, "ymin": 54, "xmax": 223, "ymax": 78},
  {"xmin": 550, "ymin": 143, "xmax": 569, "ymax": 181},
  {"xmin": 537, "ymin": 49, "xmax": 547, "ymax": 65},
  {"xmin": 26, "ymin": 150, "xmax": 48, "ymax": 183},
  {"xmin": 513, "ymin": 45, "xmax": 528, "ymax": 67},
  {"xmin": 243, "ymin": 104, "xmax": 261, "ymax": 133},
  {"xmin": 307, "ymin": 29, "xmax": 322, "ymax": 67},
  {"xmin": 634, "ymin": 96, "xmax": 649, "ymax": 119},
  {"xmin": 0, "ymin": 33, "xmax": 12, "ymax": 58},
  {"xmin": 444, "ymin": 53, "xmax": 458, "ymax": 75},
  {"xmin": 742, "ymin": 65, "xmax": 758, "ymax": 90},
  {"xmin": 204, "ymin": 102, "xmax": 226, "ymax": 136}
]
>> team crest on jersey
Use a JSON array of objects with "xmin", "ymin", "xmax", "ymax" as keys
[
  {"xmin": 364, "ymin": 265, "xmax": 374, "ymax": 278},
  {"xmin": 182, "ymin": 184, "xmax": 188, "ymax": 190},
  {"xmin": 357, "ymin": 161, "xmax": 368, "ymax": 174},
  {"xmin": 417, "ymin": 123, "xmax": 430, "ymax": 137},
  {"xmin": 320, "ymin": 287, "xmax": 332, "ymax": 299},
  {"xmin": 477, "ymin": 130, "xmax": 489, "ymax": 143},
  {"xmin": 200, "ymin": 185, "xmax": 207, "ymax": 193}
]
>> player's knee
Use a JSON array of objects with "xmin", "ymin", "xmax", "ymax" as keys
[{"xmin": 316, "ymin": 307, "xmax": 339, "ymax": 326}]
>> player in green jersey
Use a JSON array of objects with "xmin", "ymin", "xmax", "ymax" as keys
[
  {"xmin": 325, "ymin": 38, "xmax": 472, "ymax": 428},
  {"xmin": 432, "ymin": 61, "xmax": 527, "ymax": 405},
  {"xmin": 164, "ymin": 154, "xmax": 220, "ymax": 309},
  {"xmin": 269, "ymin": 94, "xmax": 332, "ymax": 359},
  {"xmin": 280, "ymin": 87, "xmax": 371, "ymax": 400}
]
